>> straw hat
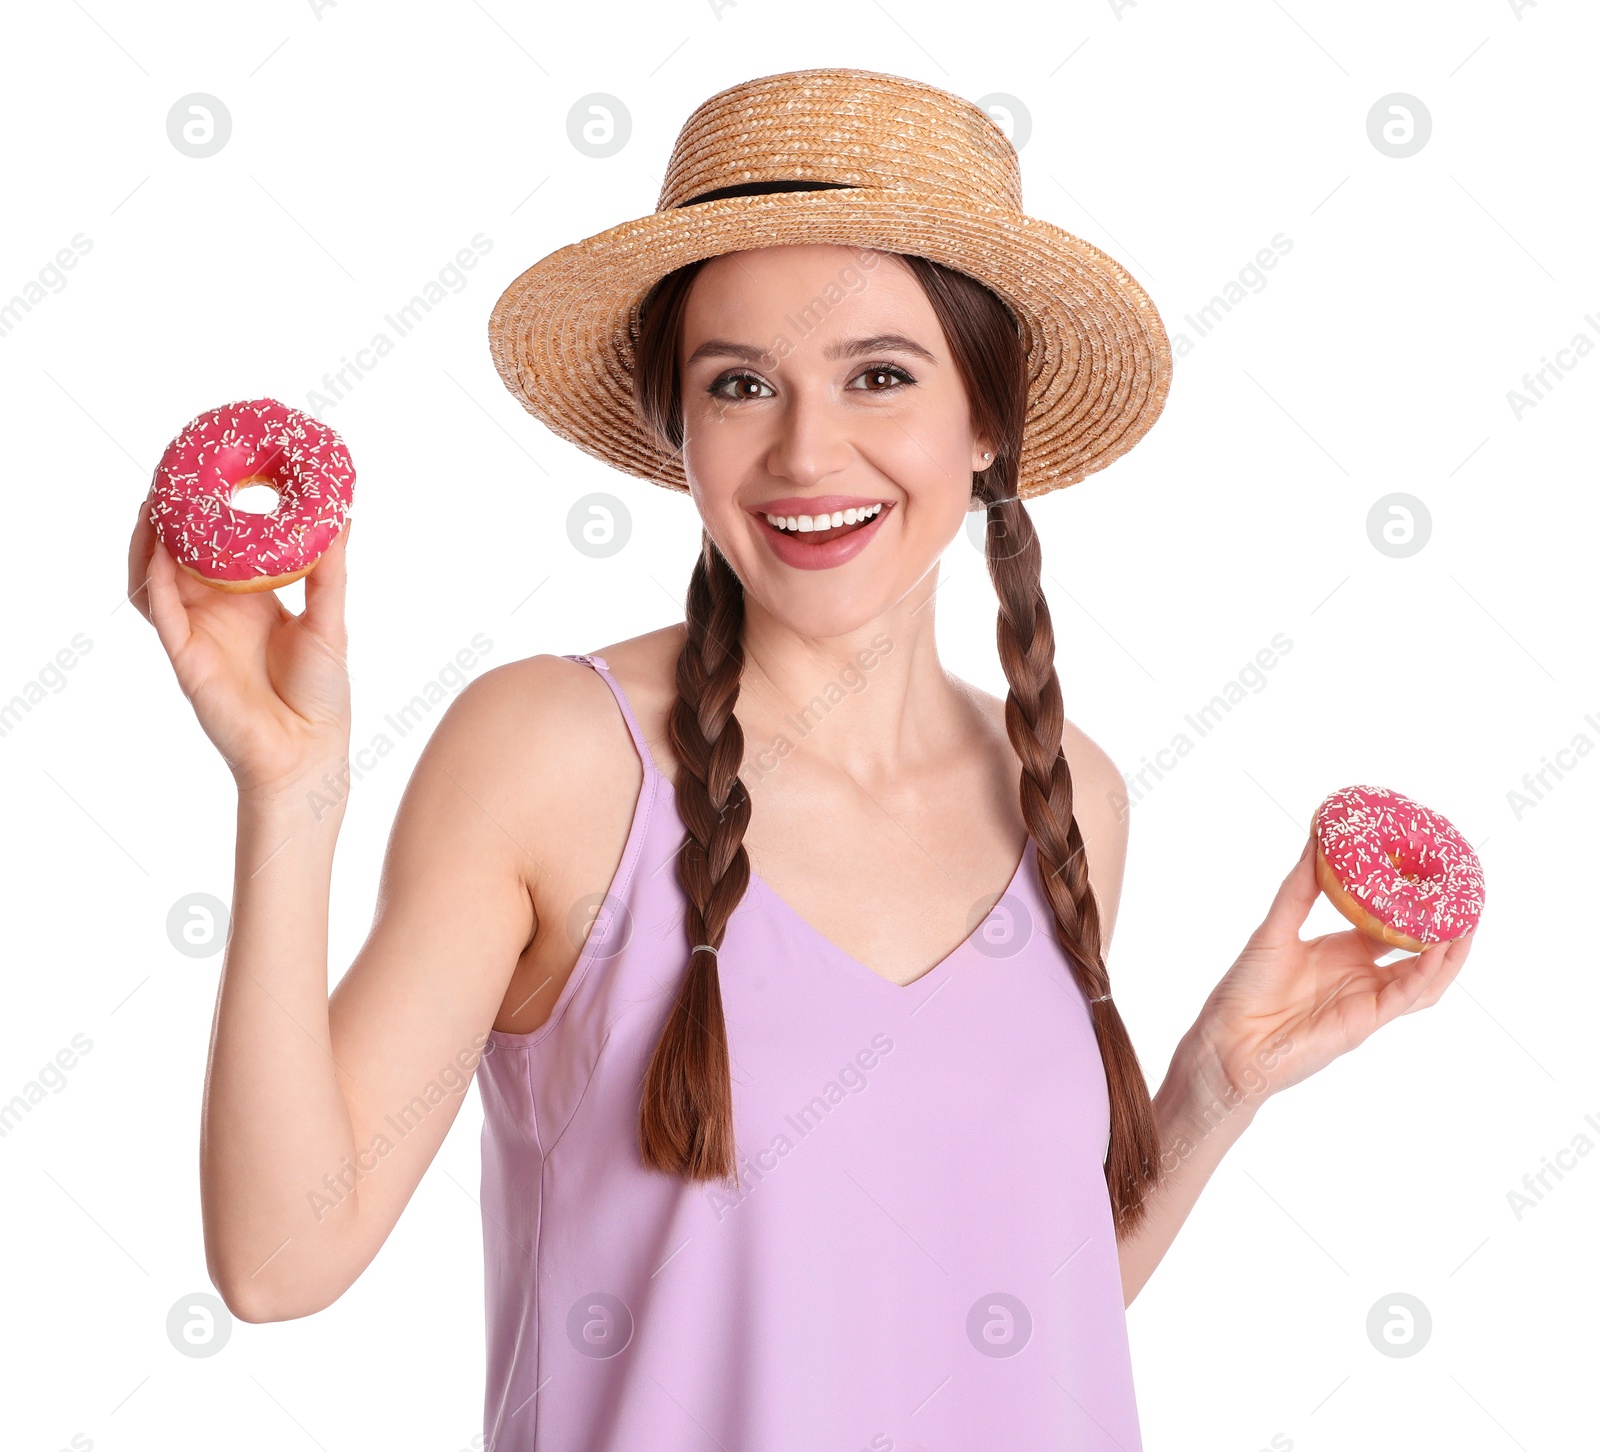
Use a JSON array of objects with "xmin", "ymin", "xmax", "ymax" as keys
[{"xmin": 487, "ymin": 67, "xmax": 1171, "ymax": 501}]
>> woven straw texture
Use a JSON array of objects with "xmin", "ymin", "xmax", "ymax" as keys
[{"xmin": 488, "ymin": 67, "xmax": 1172, "ymax": 500}]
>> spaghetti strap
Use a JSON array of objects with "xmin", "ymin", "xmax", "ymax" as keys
[{"xmin": 563, "ymin": 653, "xmax": 662, "ymax": 782}]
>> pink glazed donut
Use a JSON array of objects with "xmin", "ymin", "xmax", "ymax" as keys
[
  {"xmin": 1310, "ymin": 784, "xmax": 1485, "ymax": 952},
  {"xmin": 148, "ymin": 397, "xmax": 355, "ymax": 592}
]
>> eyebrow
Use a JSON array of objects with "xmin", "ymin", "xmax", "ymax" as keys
[{"xmin": 683, "ymin": 332, "xmax": 938, "ymax": 367}]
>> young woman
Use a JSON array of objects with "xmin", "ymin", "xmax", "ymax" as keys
[{"xmin": 129, "ymin": 68, "xmax": 1473, "ymax": 1452}]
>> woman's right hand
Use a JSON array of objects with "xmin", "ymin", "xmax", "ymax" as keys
[{"xmin": 127, "ymin": 487, "xmax": 354, "ymax": 800}]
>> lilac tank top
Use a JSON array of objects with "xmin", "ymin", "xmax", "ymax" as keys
[{"xmin": 477, "ymin": 653, "xmax": 1142, "ymax": 1450}]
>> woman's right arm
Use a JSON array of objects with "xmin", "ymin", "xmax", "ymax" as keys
[{"xmin": 129, "ymin": 498, "xmax": 553, "ymax": 1323}]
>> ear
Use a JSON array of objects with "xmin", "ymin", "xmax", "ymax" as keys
[{"xmin": 971, "ymin": 438, "xmax": 996, "ymax": 471}]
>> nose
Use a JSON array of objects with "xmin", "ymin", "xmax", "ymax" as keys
[{"xmin": 763, "ymin": 383, "xmax": 854, "ymax": 491}]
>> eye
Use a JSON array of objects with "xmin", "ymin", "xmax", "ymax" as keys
[
  {"xmin": 708, "ymin": 370, "xmax": 774, "ymax": 401},
  {"xmin": 705, "ymin": 360, "xmax": 918, "ymax": 401},
  {"xmin": 846, "ymin": 362, "xmax": 916, "ymax": 392}
]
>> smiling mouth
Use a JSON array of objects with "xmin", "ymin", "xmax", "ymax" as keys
[{"xmin": 760, "ymin": 502, "xmax": 886, "ymax": 543}]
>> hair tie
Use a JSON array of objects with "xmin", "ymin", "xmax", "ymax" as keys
[
  {"xmin": 984, "ymin": 494, "xmax": 1020, "ymax": 506},
  {"xmin": 1089, "ymin": 992, "xmax": 1112, "ymax": 1003},
  {"xmin": 690, "ymin": 944, "xmax": 719, "ymax": 959}
]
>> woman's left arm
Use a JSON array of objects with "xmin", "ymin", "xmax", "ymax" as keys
[{"xmin": 1115, "ymin": 834, "xmax": 1477, "ymax": 1305}]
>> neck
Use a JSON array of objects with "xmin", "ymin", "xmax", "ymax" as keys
[{"xmin": 732, "ymin": 564, "xmax": 984, "ymax": 788}]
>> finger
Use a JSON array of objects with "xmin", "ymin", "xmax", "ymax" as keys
[
  {"xmin": 1256, "ymin": 832, "xmax": 1320, "ymax": 945},
  {"xmin": 1369, "ymin": 942, "xmax": 1432, "ymax": 1021},
  {"xmin": 1382, "ymin": 929, "xmax": 1472, "ymax": 1017},
  {"xmin": 301, "ymin": 517, "xmax": 350, "ymax": 648},
  {"xmin": 127, "ymin": 493, "xmax": 158, "ymax": 623},
  {"xmin": 144, "ymin": 535, "xmax": 194, "ymax": 664},
  {"xmin": 1401, "ymin": 929, "xmax": 1475, "ymax": 1014}
]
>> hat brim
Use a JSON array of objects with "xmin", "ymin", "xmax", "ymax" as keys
[{"xmin": 487, "ymin": 187, "xmax": 1172, "ymax": 500}]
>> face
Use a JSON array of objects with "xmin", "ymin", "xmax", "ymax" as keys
[{"xmin": 676, "ymin": 243, "xmax": 992, "ymax": 639}]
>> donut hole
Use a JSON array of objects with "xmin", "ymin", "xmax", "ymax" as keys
[
  {"xmin": 229, "ymin": 477, "xmax": 281, "ymax": 515},
  {"xmin": 1387, "ymin": 853, "xmax": 1422, "ymax": 884},
  {"xmin": 1386, "ymin": 841, "xmax": 1441, "ymax": 887}
]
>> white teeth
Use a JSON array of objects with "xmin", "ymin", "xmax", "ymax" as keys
[{"xmin": 764, "ymin": 503, "xmax": 882, "ymax": 534}]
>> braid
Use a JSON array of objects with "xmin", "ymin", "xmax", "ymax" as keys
[
  {"xmin": 979, "ymin": 479, "xmax": 1162, "ymax": 1236},
  {"xmin": 637, "ymin": 531, "xmax": 751, "ymax": 1182}
]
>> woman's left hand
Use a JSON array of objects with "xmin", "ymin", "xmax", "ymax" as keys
[{"xmin": 1185, "ymin": 833, "xmax": 1478, "ymax": 1113}]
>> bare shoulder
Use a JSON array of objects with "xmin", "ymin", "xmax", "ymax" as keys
[
  {"xmin": 452, "ymin": 622, "xmax": 679, "ymax": 740},
  {"xmin": 444, "ymin": 629, "xmax": 672, "ymax": 788},
  {"xmin": 966, "ymin": 682, "xmax": 1130, "ymax": 949},
  {"xmin": 1058, "ymin": 716, "xmax": 1128, "ymax": 844},
  {"xmin": 430, "ymin": 623, "xmax": 685, "ymax": 869},
  {"xmin": 435, "ymin": 651, "xmax": 620, "ymax": 801}
]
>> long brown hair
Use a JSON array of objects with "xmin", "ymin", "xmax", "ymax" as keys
[{"xmin": 629, "ymin": 250, "xmax": 1161, "ymax": 1236}]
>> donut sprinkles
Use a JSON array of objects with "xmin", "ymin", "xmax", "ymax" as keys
[
  {"xmin": 149, "ymin": 397, "xmax": 354, "ymax": 593},
  {"xmin": 1311, "ymin": 784, "xmax": 1485, "ymax": 952}
]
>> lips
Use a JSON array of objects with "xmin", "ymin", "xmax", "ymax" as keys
[{"xmin": 747, "ymin": 497, "xmax": 895, "ymax": 572}]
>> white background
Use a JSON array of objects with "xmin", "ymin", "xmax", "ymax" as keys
[{"xmin": 2, "ymin": 2, "xmax": 1594, "ymax": 1449}]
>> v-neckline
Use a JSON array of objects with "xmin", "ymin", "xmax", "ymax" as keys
[
  {"xmin": 753, "ymin": 834, "xmax": 1038, "ymax": 993},
  {"xmin": 653, "ymin": 767, "xmax": 1037, "ymax": 993}
]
